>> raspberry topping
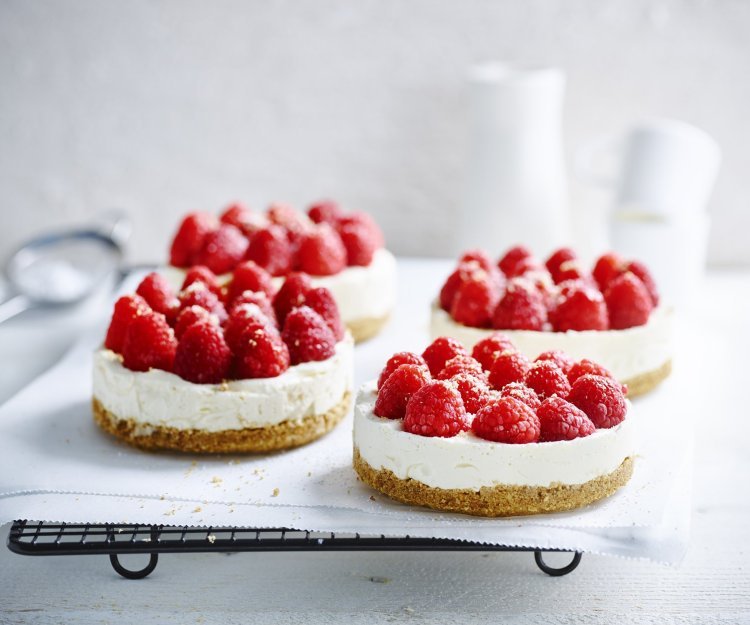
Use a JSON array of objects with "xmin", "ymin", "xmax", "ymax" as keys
[
  {"xmin": 567, "ymin": 359, "xmax": 617, "ymax": 386},
  {"xmin": 303, "ymin": 287, "xmax": 345, "ymax": 341},
  {"xmin": 178, "ymin": 282, "xmax": 228, "ymax": 324},
  {"xmin": 169, "ymin": 212, "xmax": 218, "ymax": 268},
  {"xmin": 593, "ymin": 252, "xmax": 624, "ymax": 290},
  {"xmin": 297, "ymin": 223, "xmax": 347, "ymax": 276},
  {"xmin": 449, "ymin": 373, "xmax": 494, "ymax": 414},
  {"xmin": 225, "ymin": 261, "xmax": 275, "ymax": 304},
  {"xmin": 459, "ymin": 249, "xmax": 497, "ymax": 275},
  {"xmin": 219, "ymin": 202, "xmax": 254, "ymax": 230},
  {"xmin": 487, "ymin": 350, "xmax": 531, "ymax": 390},
  {"xmin": 567, "ymin": 374, "xmax": 627, "ymax": 429},
  {"xmin": 492, "ymin": 279, "xmax": 547, "ymax": 331},
  {"xmin": 436, "ymin": 355, "xmax": 485, "ymax": 380},
  {"xmin": 552, "ymin": 260, "xmax": 589, "ymax": 285},
  {"xmin": 173, "ymin": 321, "xmax": 232, "ymax": 384},
  {"xmin": 374, "ymin": 364, "xmax": 431, "ymax": 420},
  {"xmin": 181, "ymin": 266, "xmax": 223, "ymax": 299},
  {"xmin": 273, "ymin": 272, "xmax": 313, "ymax": 325},
  {"xmin": 500, "ymin": 382, "xmax": 541, "ymax": 411},
  {"xmin": 537, "ymin": 396, "xmax": 596, "ymax": 442},
  {"xmin": 246, "ymin": 225, "xmax": 294, "ymax": 277},
  {"xmin": 421, "ymin": 337, "xmax": 469, "ymax": 376},
  {"xmin": 228, "ymin": 290, "xmax": 277, "ymax": 326},
  {"xmin": 136, "ymin": 272, "xmax": 179, "ymax": 323},
  {"xmin": 232, "ymin": 323, "xmax": 290, "ymax": 379},
  {"xmin": 338, "ymin": 220, "xmax": 378, "ymax": 266},
  {"xmin": 193, "ymin": 223, "xmax": 249, "ymax": 275},
  {"xmin": 224, "ymin": 303, "xmax": 275, "ymax": 352},
  {"xmin": 472, "ymin": 396, "xmax": 540, "ymax": 444},
  {"xmin": 281, "ymin": 306, "xmax": 337, "ymax": 364},
  {"xmin": 605, "ymin": 272, "xmax": 654, "ymax": 330},
  {"xmin": 307, "ymin": 200, "xmax": 342, "ymax": 225},
  {"xmin": 524, "ymin": 361, "xmax": 572, "ymax": 399},
  {"xmin": 625, "ymin": 260, "xmax": 659, "ymax": 306},
  {"xmin": 550, "ymin": 284, "xmax": 608, "ymax": 331},
  {"xmin": 498, "ymin": 245, "xmax": 534, "ymax": 278},
  {"xmin": 377, "ymin": 352, "xmax": 429, "ymax": 390},
  {"xmin": 403, "ymin": 381, "xmax": 469, "ymax": 438},
  {"xmin": 534, "ymin": 350, "xmax": 574, "ymax": 375},
  {"xmin": 174, "ymin": 305, "xmax": 218, "ymax": 340},
  {"xmin": 471, "ymin": 333, "xmax": 516, "ymax": 371},
  {"xmin": 439, "ymin": 262, "xmax": 483, "ymax": 312},
  {"xmin": 105, "ymin": 294, "xmax": 150, "ymax": 353},
  {"xmin": 450, "ymin": 274, "xmax": 499, "ymax": 328},
  {"xmin": 545, "ymin": 247, "xmax": 577, "ymax": 283},
  {"xmin": 336, "ymin": 212, "xmax": 384, "ymax": 249},
  {"xmin": 121, "ymin": 311, "xmax": 177, "ymax": 373}
]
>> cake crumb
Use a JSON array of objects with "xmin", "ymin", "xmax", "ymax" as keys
[
  {"xmin": 210, "ymin": 476, "xmax": 223, "ymax": 486},
  {"xmin": 193, "ymin": 506, "xmax": 202, "ymax": 513},
  {"xmin": 207, "ymin": 534, "xmax": 216, "ymax": 544},
  {"xmin": 369, "ymin": 495, "xmax": 376, "ymax": 501},
  {"xmin": 272, "ymin": 488, "xmax": 280, "ymax": 497}
]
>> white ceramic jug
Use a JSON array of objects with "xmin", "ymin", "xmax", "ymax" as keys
[{"xmin": 456, "ymin": 63, "xmax": 570, "ymax": 257}]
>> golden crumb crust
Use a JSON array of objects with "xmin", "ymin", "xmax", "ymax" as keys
[
  {"xmin": 93, "ymin": 392, "xmax": 350, "ymax": 453},
  {"xmin": 353, "ymin": 447, "xmax": 633, "ymax": 517},
  {"xmin": 622, "ymin": 359, "xmax": 672, "ymax": 397},
  {"xmin": 346, "ymin": 314, "xmax": 390, "ymax": 343}
]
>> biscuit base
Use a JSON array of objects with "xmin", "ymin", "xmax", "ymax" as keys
[
  {"xmin": 353, "ymin": 448, "xmax": 633, "ymax": 517},
  {"xmin": 622, "ymin": 359, "xmax": 672, "ymax": 398},
  {"xmin": 93, "ymin": 392, "xmax": 351, "ymax": 454},
  {"xmin": 346, "ymin": 314, "xmax": 390, "ymax": 343}
]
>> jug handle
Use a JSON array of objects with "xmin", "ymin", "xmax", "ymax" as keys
[{"xmin": 575, "ymin": 134, "xmax": 621, "ymax": 188}]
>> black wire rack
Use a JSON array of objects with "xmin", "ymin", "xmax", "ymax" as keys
[{"xmin": 7, "ymin": 520, "xmax": 582, "ymax": 579}]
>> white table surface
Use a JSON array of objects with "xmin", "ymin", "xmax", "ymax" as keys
[{"xmin": 1, "ymin": 260, "xmax": 749, "ymax": 624}]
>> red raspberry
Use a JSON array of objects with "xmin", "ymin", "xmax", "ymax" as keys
[
  {"xmin": 105, "ymin": 294, "xmax": 150, "ymax": 353},
  {"xmin": 297, "ymin": 223, "xmax": 347, "ymax": 276},
  {"xmin": 534, "ymin": 350, "xmax": 574, "ymax": 375},
  {"xmin": 374, "ymin": 364, "xmax": 431, "ymax": 420},
  {"xmin": 174, "ymin": 305, "xmax": 219, "ymax": 340},
  {"xmin": 136, "ymin": 272, "xmax": 179, "ymax": 323},
  {"xmin": 436, "ymin": 355, "xmax": 484, "ymax": 380},
  {"xmin": 421, "ymin": 337, "xmax": 468, "ymax": 376},
  {"xmin": 267, "ymin": 202, "xmax": 309, "ymax": 233},
  {"xmin": 169, "ymin": 212, "xmax": 218, "ymax": 268},
  {"xmin": 273, "ymin": 272, "xmax": 313, "ymax": 325},
  {"xmin": 193, "ymin": 223, "xmax": 249, "ymax": 275},
  {"xmin": 338, "ymin": 221, "xmax": 378, "ymax": 266},
  {"xmin": 567, "ymin": 359, "xmax": 617, "ymax": 385},
  {"xmin": 552, "ymin": 260, "xmax": 589, "ymax": 285},
  {"xmin": 487, "ymin": 350, "xmax": 531, "ymax": 390},
  {"xmin": 181, "ymin": 266, "xmax": 223, "ymax": 299},
  {"xmin": 336, "ymin": 212, "xmax": 384, "ymax": 249},
  {"xmin": 220, "ymin": 202, "xmax": 254, "ymax": 230},
  {"xmin": 121, "ymin": 311, "xmax": 177, "ymax": 373},
  {"xmin": 224, "ymin": 304, "xmax": 274, "ymax": 352},
  {"xmin": 403, "ymin": 381, "xmax": 469, "ymax": 437},
  {"xmin": 499, "ymin": 382, "xmax": 541, "ymax": 411},
  {"xmin": 568, "ymin": 374, "xmax": 627, "ymax": 428},
  {"xmin": 550, "ymin": 284, "xmax": 608, "ymax": 332},
  {"xmin": 377, "ymin": 352, "xmax": 429, "ymax": 390},
  {"xmin": 509, "ymin": 256, "xmax": 543, "ymax": 278},
  {"xmin": 232, "ymin": 323, "xmax": 290, "ymax": 379},
  {"xmin": 450, "ymin": 274, "xmax": 499, "ymax": 328},
  {"xmin": 448, "ymin": 373, "xmax": 494, "ymax": 414},
  {"xmin": 459, "ymin": 249, "xmax": 496, "ymax": 274},
  {"xmin": 303, "ymin": 287, "xmax": 345, "ymax": 341},
  {"xmin": 492, "ymin": 279, "xmax": 547, "ymax": 331},
  {"xmin": 472, "ymin": 396, "xmax": 540, "ymax": 444},
  {"xmin": 178, "ymin": 282, "xmax": 228, "ymax": 323},
  {"xmin": 625, "ymin": 260, "xmax": 659, "ymax": 307},
  {"xmin": 173, "ymin": 321, "xmax": 231, "ymax": 384},
  {"xmin": 308, "ymin": 200, "xmax": 342, "ymax": 225},
  {"xmin": 593, "ymin": 252, "xmax": 624, "ymax": 290},
  {"xmin": 245, "ymin": 225, "xmax": 294, "ymax": 277},
  {"xmin": 281, "ymin": 306, "xmax": 337, "ymax": 364},
  {"xmin": 228, "ymin": 290, "xmax": 277, "ymax": 325},
  {"xmin": 225, "ymin": 261, "xmax": 275, "ymax": 304},
  {"xmin": 537, "ymin": 396, "xmax": 596, "ymax": 442},
  {"xmin": 604, "ymin": 272, "xmax": 653, "ymax": 330},
  {"xmin": 545, "ymin": 247, "xmax": 577, "ymax": 283},
  {"xmin": 471, "ymin": 333, "xmax": 516, "ymax": 371},
  {"xmin": 524, "ymin": 360, "xmax": 571, "ymax": 400},
  {"xmin": 498, "ymin": 245, "xmax": 533, "ymax": 277},
  {"xmin": 439, "ymin": 262, "xmax": 483, "ymax": 312}
]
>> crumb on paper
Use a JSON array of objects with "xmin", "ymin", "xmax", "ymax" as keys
[
  {"xmin": 211, "ymin": 476, "xmax": 223, "ymax": 486},
  {"xmin": 307, "ymin": 471, "xmax": 312, "ymax": 477},
  {"xmin": 159, "ymin": 495, "xmax": 166, "ymax": 500},
  {"xmin": 370, "ymin": 495, "xmax": 376, "ymax": 502},
  {"xmin": 207, "ymin": 534, "xmax": 216, "ymax": 544},
  {"xmin": 272, "ymin": 488, "xmax": 280, "ymax": 497},
  {"xmin": 193, "ymin": 506, "xmax": 202, "ymax": 513},
  {"xmin": 164, "ymin": 509, "xmax": 176, "ymax": 517}
]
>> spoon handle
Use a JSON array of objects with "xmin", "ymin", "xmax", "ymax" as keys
[{"xmin": 0, "ymin": 294, "xmax": 33, "ymax": 324}]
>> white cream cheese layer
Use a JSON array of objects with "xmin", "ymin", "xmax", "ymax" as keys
[
  {"xmin": 353, "ymin": 383, "xmax": 635, "ymax": 490},
  {"xmin": 162, "ymin": 248, "xmax": 397, "ymax": 324},
  {"xmin": 429, "ymin": 304, "xmax": 673, "ymax": 382},
  {"xmin": 93, "ymin": 337, "xmax": 354, "ymax": 432}
]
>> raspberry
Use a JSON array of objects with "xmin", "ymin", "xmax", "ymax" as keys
[
  {"xmin": 281, "ymin": 306, "xmax": 336, "ymax": 364},
  {"xmin": 524, "ymin": 361, "xmax": 571, "ymax": 399},
  {"xmin": 436, "ymin": 355, "xmax": 485, "ymax": 380},
  {"xmin": 136, "ymin": 272, "xmax": 179, "ymax": 323},
  {"xmin": 534, "ymin": 350, "xmax": 574, "ymax": 375},
  {"xmin": 105, "ymin": 294, "xmax": 150, "ymax": 353},
  {"xmin": 403, "ymin": 381, "xmax": 469, "ymax": 437},
  {"xmin": 448, "ymin": 373, "xmax": 494, "ymax": 414},
  {"xmin": 225, "ymin": 261, "xmax": 275, "ymax": 304},
  {"xmin": 233, "ymin": 323, "xmax": 290, "ymax": 379},
  {"xmin": 169, "ymin": 212, "xmax": 218, "ymax": 267},
  {"xmin": 303, "ymin": 287, "xmax": 345, "ymax": 341},
  {"xmin": 377, "ymin": 352, "xmax": 429, "ymax": 389},
  {"xmin": 593, "ymin": 252, "xmax": 624, "ymax": 290},
  {"xmin": 550, "ymin": 284, "xmax": 608, "ymax": 332},
  {"xmin": 174, "ymin": 305, "xmax": 219, "ymax": 340},
  {"xmin": 220, "ymin": 202, "xmax": 254, "ymax": 230},
  {"xmin": 552, "ymin": 260, "xmax": 589, "ymax": 285},
  {"xmin": 471, "ymin": 333, "xmax": 516, "ymax": 371},
  {"xmin": 472, "ymin": 396, "xmax": 540, "ymax": 444},
  {"xmin": 228, "ymin": 290, "xmax": 277, "ymax": 326},
  {"xmin": 498, "ymin": 245, "xmax": 533, "ymax": 277},
  {"xmin": 267, "ymin": 202, "xmax": 309, "ymax": 233},
  {"xmin": 439, "ymin": 262, "xmax": 483, "ymax": 312},
  {"xmin": 450, "ymin": 274, "xmax": 499, "ymax": 328},
  {"xmin": 537, "ymin": 396, "xmax": 596, "ymax": 442},
  {"xmin": 336, "ymin": 212, "xmax": 384, "ymax": 249},
  {"xmin": 308, "ymin": 200, "xmax": 342, "ymax": 225},
  {"xmin": 604, "ymin": 272, "xmax": 653, "ymax": 330},
  {"xmin": 625, "ymin": 260, "xmax": 659, "ymax": 307},
  {"xmin": 508, "ymin": 256, "xmax": 543, "ymax": 278},
  {"xmin": 273, "ymin": 272, "xmax": 313, "ymax": 325},
  {"xmin": 492, "ymin": 279, "xmax": 547, "ymax": 331},
  {"xmin": 374, "ymin": 364, "xmax": 431, "ymax": 419},
  {"xmin": 297, "ymin": 223, "xmax": 347, "ymax": 276},
  {"xmin": 181, "ymin": 266, "xmax": 223, "ymax": 299},
  {"xmin": 499, "ymin": 382, "xmax": 541, "ymax": 411},
  {"xmin": 178, "ymin": 282, "xmax": 228, "ymax": 323},
  {"xmin": 567, "ymin": 359, "xmax": 617, "ymax": 385},
  {"xmin": 545, "ymin": 247, "xmax": 577, "ymax": 283},
  {"xmin": 121, "ymin": 311, "xmax": 177, "ymax": 373},
  {"xmin": 421, "ymin": 337, "xmax": 468, "ymax": 376},
  {"xmin": 487, "ymin": 350, "xmax": 531, "ymax": 390},
  {"xmin": 193, "ymin": 223, "xmax": 249, "ymax": 275},
  {"xmin": 338, "ymin": 221, "xmax": 377, "ymax": 266},
  {"xmin": 224, "ymin": 304, "xmax": 274, "ymax": 352},
  {"xmin": 173, "ymin": 321, "xmax": 231, "ymax": 384},
  {"xmin": 459, "ymin": 249, "xmax": 496, "ymax": 274},
  {"xmin": 245, "ymin": 224, "xmax": 294, "ymax": 277},
  {"xmin": 568, "ymin": 374, "xmax": 627, "ymax": 428}
]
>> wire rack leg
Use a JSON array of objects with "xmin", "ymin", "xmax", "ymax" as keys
[
  {"xmin": 108, "ymin": 525, "xmax": 159, "ymax": 579},
  {"xmin": 533, "ymin": 550, "xmax": 582, "ymax": 576}
]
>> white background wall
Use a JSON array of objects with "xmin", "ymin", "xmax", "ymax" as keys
[{"xmin": 1, "ymin": 0, "xmax": 748, "ymax": 265}]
